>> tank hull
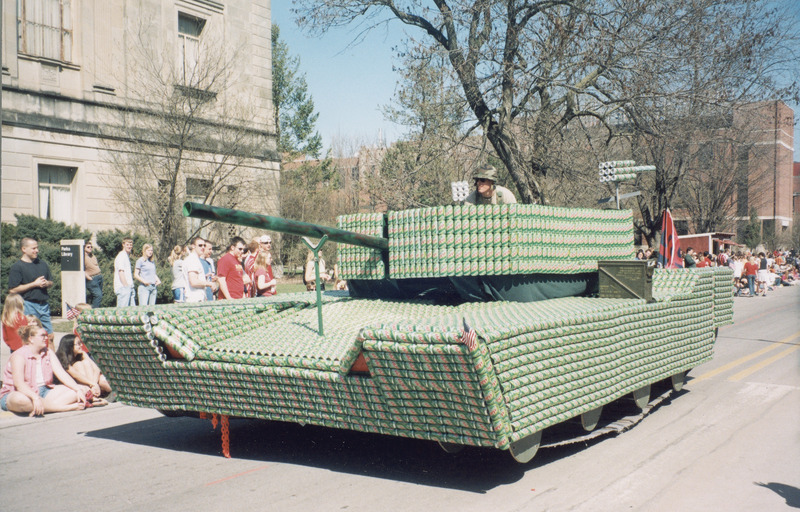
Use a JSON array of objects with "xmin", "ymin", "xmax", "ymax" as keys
[{"xmin": 81, "ymin": 267, "xmax": 733, "ymax": 461}]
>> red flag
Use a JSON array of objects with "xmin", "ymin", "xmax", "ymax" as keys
[
  {"xmin": 460, "ymin": 318, "xmax": 478, "ymax": 351},
  {"xmin": 658, "ymin": 209, "xmax": 681, "ymax": 269}
]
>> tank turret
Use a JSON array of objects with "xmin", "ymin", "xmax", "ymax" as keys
[{"xmin": 184, "ymin": 201, "xmax": 635, "ymax": 303}]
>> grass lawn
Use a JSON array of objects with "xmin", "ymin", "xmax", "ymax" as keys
[
  {"xmin": 277, "ymin": 282, "xmax": 308, "ymax": 294},
  {"xmin": 53, "ymin": 320, "xmax": 74, "ymax": 333}
]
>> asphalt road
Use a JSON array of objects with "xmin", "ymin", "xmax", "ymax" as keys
[{"xmin": 1, "ymin": 287, "xmax": 798, "ymax": 512}]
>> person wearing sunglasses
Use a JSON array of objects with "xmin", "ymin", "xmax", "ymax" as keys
[
  {"xmin": 184, "ymin": 237, "xmax": 213, "ymax": 303},
  {"xmin": 217, "ymin": 236, "xmax": 249, "ymax": 300},
  {"xmin": 464, "ymin": 164, "xmax": 517, "ymax": 205}
]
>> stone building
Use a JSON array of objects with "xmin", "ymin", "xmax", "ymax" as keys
[{"xmin": 1, "ymin": 0, "xmax": 279, "ymax": 247}]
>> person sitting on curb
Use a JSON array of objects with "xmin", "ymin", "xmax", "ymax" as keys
[
  {"xmin": 0, "ymin": 326, "xmax": 90, "ymax": 416},
  {"xmin": 56, "ymin": 334, "xmax": 111, "ymax": 403}
]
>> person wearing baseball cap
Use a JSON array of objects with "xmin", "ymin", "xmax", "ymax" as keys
[{"xmin": 465, "ymin": 164, "xmax": 517, "ymax": 205}]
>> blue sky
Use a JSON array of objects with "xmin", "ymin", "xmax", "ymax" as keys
[
  {"xmin": 271, "ymin": 4, "xmax": 406, "ymax": 151},
  {"xmin": 272, "ymin": 2, "xmax": 798, "ymax": 158}
]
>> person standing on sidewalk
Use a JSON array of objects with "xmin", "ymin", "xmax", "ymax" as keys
[
  {"xmin": 134, "ymin": 244, "xmax": 161, "ymax": 306},
  {"xmin": 8, "ymin": 238, "xmax": 54, "ymax": 347},
  {"xmin": 84, "ymin": 242, "xmax": 103, "ymax": 308},
  {"xmin": 184, "ymin": 237, "xmax": 213, "ymax": 303},
  {"xmin": 217, "ymin": 237, "xmax": 248, "ymax": 300},
  {"xmin": 201, "ymin": 239, "xmax": 218, "ymax": 301},
  {"xmin": 114, "ymin": 238, "xmax": 135, "ymax": 307}
]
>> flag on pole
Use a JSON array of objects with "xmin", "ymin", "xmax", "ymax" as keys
[
  {"xmin": 460, "ymin": 318, "xmax": 477, "ymax": 351},
  {"xmin": 65, "ymin": 303, "xmax": 80, "ymax": 320},
  {"xmin": 658, "ymin": 209, "xmax": 681, "ymax": 269}
]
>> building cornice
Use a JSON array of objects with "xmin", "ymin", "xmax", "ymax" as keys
[{"xmin": 1, "ymin": 86, "xmax": 280, "ymax": 162}]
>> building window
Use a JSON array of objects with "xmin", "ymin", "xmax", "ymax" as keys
[
  {"xmin": 186, "ymin": 177, "xmax": 211, "ymax": 202},
  {"xmin": 178, "ymin": 13, "xmax": 205, "ymax": 85},
  {"xmin": 38, "ymin": 164, "xmax": 75, "ymax": 223},
  {"xmin": 186, "ymin": 177, "xmax": 211, "ymax": 234},
  {"xmin": 17, "ymin": 0, "xmax": 73, "ymax": 62}
]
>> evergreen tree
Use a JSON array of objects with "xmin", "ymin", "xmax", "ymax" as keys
[
  {"xmin": 272, "ymin": 24, "xmax": 323, "ymax": 159},
  {"xmin": 743, "ymin": 208, "xmax": 762, "ymax": 249}
]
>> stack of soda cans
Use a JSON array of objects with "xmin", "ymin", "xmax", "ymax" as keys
[
  {"xmin": 336, "ymin": 212, "xmax": 386, "ymax": 280},
  {"xmin": 371, "ymin": 204, "xmax": 634, "ymax": 280}
]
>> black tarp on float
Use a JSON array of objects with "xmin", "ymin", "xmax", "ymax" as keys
[{"xmin": 347, "ymin": 272, "xmax": 599, "ymax": 304}]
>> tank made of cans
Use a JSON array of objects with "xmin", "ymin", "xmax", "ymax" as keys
[{"xmin": 77, "ymin": 202, "xmax": 733, "ymax": 463}]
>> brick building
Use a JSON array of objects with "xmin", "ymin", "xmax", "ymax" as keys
[
  {"xmin": 735, "ymin": 101, "xmax": 795, "ymax": 240},
  {"xmin": 794, "ymin": 162, "xmax": 800, "ymax": 216}
]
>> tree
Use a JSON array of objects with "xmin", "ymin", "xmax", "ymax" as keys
[
  {"xmin": 295, "ymin": 0, "xmax": 798, "ymax": 207},
  {"xmin": 102, "ymin": 24, "xmax": 275, "ymax": 261},
  {"xmin": 371, "ymin": 48, "xmax": 477, "ymax": 209},
  {"xmin": 279, "ymin": 157, "xmax": 344, "ymax": 273},
  {"xmin": 743, "ymin": 208, "xmax": 762, "ymax": 249},
  {"xmin": 605, "ymin": 1, "xmax": 798, "ymax": 245},
  {"xmin": 272, "ymin": 24, "xmax": 323, "ymax": 159}
]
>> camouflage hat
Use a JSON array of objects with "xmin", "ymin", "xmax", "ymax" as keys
[{"xmin": 473, "ymin": 164, "xmax": 498, "ymax": 182}]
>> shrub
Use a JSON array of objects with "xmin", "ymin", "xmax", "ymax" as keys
[
  {"xmin": 1, "ymin": 215, "xmax": 91, "ymax": 315},
  {"xmin": 1, "ymin": 216, "xmax": 177, "ymax": 314}
]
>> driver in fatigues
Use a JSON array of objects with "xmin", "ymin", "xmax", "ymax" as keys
[{"xmin": 464, "ymin": 165, "xmax": 517, "ymax": 205}]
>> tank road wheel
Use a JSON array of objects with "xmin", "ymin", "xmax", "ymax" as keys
[
  {"xmin": 581, "ymin": 406, "xmax": 603, "ymax": 431},
  {"xmin": 509, "ymin": 430, "xmax": 542, "ymax": 463},
  {"xmin": 671, "ymin": 371, "xmax": 687, "ymax": 392},
  {"xmin": 438, "ymin": 441, "xmax": 464, "ymax": 454},
  {"xmin": 632, "ymin": 384, "xmax": 651, "ymax": 409}
]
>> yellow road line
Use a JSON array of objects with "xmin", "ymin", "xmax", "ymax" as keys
[
  {"xmin": 690, "ymin": 331, "xmax": 800, "ymax": 385},
  {"xmin": 728, "ymin": 345, "xmax": 800, "ymax": 382}
]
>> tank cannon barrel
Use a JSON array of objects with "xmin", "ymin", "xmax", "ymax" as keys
[{"xmin": 182, "ymin": 202, "xmax": 388, "ymax": 251}]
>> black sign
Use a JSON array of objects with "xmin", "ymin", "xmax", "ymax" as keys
[{"xmin": 61, "ymin": 244, "xmax": 82, "ymax": 272}]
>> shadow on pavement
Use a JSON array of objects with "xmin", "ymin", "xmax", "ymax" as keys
[
  {"xmin": 755, "ymin": 482, "xmax": 800, "ymax": 509},
  {"xmin": 83, "ymin": 391, "xmax": 666, "ymax": 493},
  {"xmin": 85, "ymin": 414, "xmax": 527, "ymax": 492}
]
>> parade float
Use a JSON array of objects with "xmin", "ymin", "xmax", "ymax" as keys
[{"xmin": 79, "ymin": 201, "xmax": 733, "ymax": 462}]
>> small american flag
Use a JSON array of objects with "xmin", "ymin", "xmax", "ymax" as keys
[
  {"xmin": 460, "ymin": 318, "xmax": 477, "ymax": 351},
  {"xmin": 65, "ymin": 303, "xmax": 80, "ymax": 320}
]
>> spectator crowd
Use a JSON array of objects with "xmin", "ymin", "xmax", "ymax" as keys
[
  {"xmin": 636, "ymin": 244, "xmax": 800, "ymax": 297},
  {"xmin": 1, "ymin": 232, "xmax": 337, "ymax": 417}
]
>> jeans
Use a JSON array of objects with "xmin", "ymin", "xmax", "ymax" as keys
[
  {"xmin": 138, "ymin": 284, "xmax": 158, "ymax": 306},
  {"xmin": 23, "ymin": 300, "xmax": 52, "ymax": 334},
  {"xmin": 172, "ymin": 288, "xmax": 185, "ymax": 303},
  {"xmin": 86, "ymin": 274, "xmax": 104, "ymax": 308},
  {"xmin": 747, "ymin": 275, "xmax": 756, "ymax": 296},
  {"xmin": 116, "ymin": 286, "xmax": 135, "ymax": 307}
]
